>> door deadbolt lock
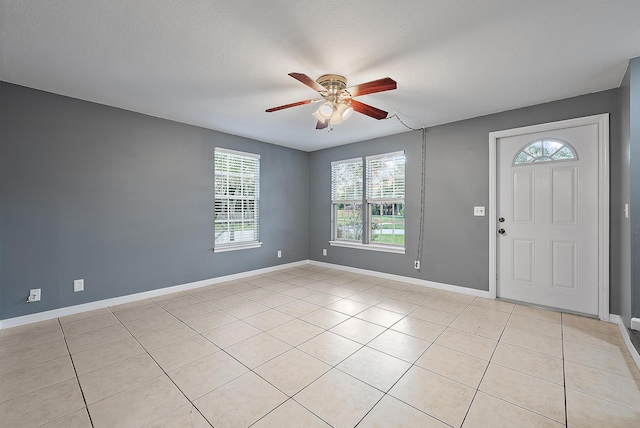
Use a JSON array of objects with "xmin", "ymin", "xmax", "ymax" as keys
[
  {"xmin": 498, "ymin": 217, "xmax": 505, "ymax": 222},
  {"xmin": 498, "ymin": 228, "xmax": 506, "ymax": 235}
]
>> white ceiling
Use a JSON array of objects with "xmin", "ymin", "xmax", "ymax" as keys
[{"xmin": 1, "ymin": 1, "xmax": 640, "ymax": 151}]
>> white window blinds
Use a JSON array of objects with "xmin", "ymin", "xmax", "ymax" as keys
[
  {"xmin": 214, "ymin": 148, "xmax": 260, "ymax": 248},
  {"xmin": 366, "ymin": 151, "xmax": 405, "ymax": 200},
  {"xmin": 331, "ymin": 158, "xmax": 363, "ymax": 201}
]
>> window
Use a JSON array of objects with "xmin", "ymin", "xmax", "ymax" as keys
[
  {"xmin": 514, "ymin": 139, "xmax": 577, "ymax": 165},
  {"xmin": 331, "ymin": 158, "xmax": 363, "ymax": 243},
  {"xmin": 367, "ymin": 152, "xmax": 405, "ymax": 247},
  {"xmin": 214, "ymin": 148, "xmax": 261, "ymax": 252},
  {"xmin": 330, "ymin": 151, "xmax": 406, "ymax": 253}
]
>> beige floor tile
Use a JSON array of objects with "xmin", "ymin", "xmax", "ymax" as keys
[
  {"xmin": 500, "ymin": 325, "xmax": 563, "ymax": 358},
  {"xmin": 563, "ymin": 325, "xmax": 629, "ymax": 355},
  {"xmin": 168, "ymin": 351, "xmax": 248, "ymax": 400},
  {"xmin": 112, "ymin": 303, "xmax": 164, "ymax": 322},
  {"xmin": 61, "ymin": 313, "xmax": 121, "ymax": 336},
  {"xmin": 123, "ymin": 311, "xmax": 180, "ymax": 336},
  {"xmin": 71, "ymin": 336, "xmax": 145, "ymax": 375},
  {"xmin": 0, "ymin": 325, "xmax": 64, "ymax": 355},
  {"xmin": 566, "ymin": 387, "xmax": 640, "ymax": 428},
  {"xmin": 267, "ymin": 319, "xmax": 324, "ymax": 346},
  {"xmin": 326, "ymin": 298, "xmax": 371, "ymax": 316},
  {"xmin": 282, "ymin": 286, "xmax": 318, "ymax": 298},
  {"xmin": 434, "ymin": 290, "xmax": 476, "ymax": 305},
  {"xmin": 463, "ymin": 391, "xmax": 563, "ymax": 428},
  {"xmin": 564, "ymin": 340, "xmax": 640, "ymax": 380},
  {"xmin": 347, "ymin": 291, "xmax": 387, "ymax": 305},
  {"xmin": 389, "ymin": 365, "xmax": 475, "ymax": 428},
  {"xmin": 491, "ymin": 342, "xmax": 564, "ymax": 384},
  {"xmin": 409, "ymin": 305, "xmax": 458, "ymax": 326},
  {"xmin": 179, "ymin": 310, "xmax": 236, "ymax": 334},
  {"xmin": 195, "ymin": 372, "xmax": 287, "ymax": 428},
  {"xmin": 416, "ymin": 343, "xmax": 488, "ymax": 388},
  {"xmin": 375, "ymin": 298, "xmax": 420, "ymax": 315},
  {"xmin": 0, "ymin": 379, "xmax": 84, "ymax": 428},
  {"xmin": 79, "ymin": 353, "xmax": 163, "ymax": 404},
  {"xmin": 223, "ymin": 300, "xmax": 269, "ymax": 318},
  {"xmin": 168, "ymin": 301, "xmax": 217, "ymax": 321},
  {"xmin": 244, "ymin": 309, "xmax": 295, "ymax": 331},
  {"xmin": 359, "ymin": 395, "xmax": 450, "ymax": 428},
  {"xmin": 300, "ymin": 307, "xmax": 351, "ymax": 329},
  {"xmin": 368, "ymin": 329, "xmax": 431, "ymax": 363},
  {"xmin": 0, "ymin": 338, "xmax": 68, "ymax": 376},
  {"xmin": 507, "ymin": 314, "xmax": 562, "ymax": 338},
  {"xmin": 108, "ymin": 298, "xmax": 155, "ymax": 312},
  {"xmin": 391, "ymin": 290, "xmax": 433, "ymax": 305},
  {"xmin": 294, "ymin": 369, "xmax": 384, "ymax": 428},
  {"xmin": 337, "ymin": 346, "xmax": 411, "ymax": 392},
  {"xmin": 449, "ymin": 312, "xmax": 507, "ymax": 340},
  {"xmin": 297, "ymin": 331, "xmax": 363, "ymax": 366},
  {"xmin": 303, "ymin": 292, "xmax": 343, "ymax": 306},
  {"xmin": 255, "ymin": 348, "xmax": 330, "ymax": 395},
  {"xmin": 147, "ymin": 334, "xmax": 219, "ymax": 372},
  {"xmin": 40, "ymin": 407, "xmax": 92, "ymax": 428},
  {"xmin": 221, "ymin": 282, "xmax": 259, "ymax": 294},
  {"xmin": 151, "ymin": 291, "xmax": 190, "ymax": 302},
  {"xmin": 422, "ymin": 296, "xmax": 469, "ymax": 314},
  {"xmin": 0, "ymin": 318, "xmax": 61, "ymax": 338},
  {"xmin": 201, "ymin": 320, "xmax": 262, "ymax": 348},
  {"xmin": 252, "ymin": 399, "xmax": 331, "ymax": 427},
  {"xmin": 245, "ymin": 276, "xmax": 280, "ymax": 287},
  {"xmin": 0, "ymin": 355, "xmax": 76, "ymax": 403},
  {"xmin": 330, "ymin": 317, "xmax": 386, "ymax": 344},
  {"xmin": 355, "ymin": 306, "xmax": 405, "ymax": 327},
  {"xmin": 479, "ymin": 363, "xmax": 565, "ymax": 423},
  {"xmin": 189, "ymin": 287, "xmax": 233, "ymax": 302},
  {"xmin": 135, "ymin": 322, "xmax": 197, "ymax": 350},
  {"xmin": 89, "ymin": 375, "xmax": 189, "ymax": 428},
  {"xmin": 59, "ymin": 307, "xmax": 113, "ymax": 324},
  {"xmin": 285, "ymin": 277, "xmax": 319, "ymax": 287},
  {"xmin": 259, "ymin": 292, "xmax": 297, "ymax": 308},
  {"xmin": 390, "ymin": 316, "xmax": 446, "ymax": 342},
  {"xmin": 562, "ymin": 313, "xmax": 622, "ymax": 337},
  {"xmin": 565, "ymin": 360, "xmax": 640, "ymax": 411},
  {"xmin": 512, "ymin": 305, "xmax": 561, "ymax": 323},
  {"xmin": 143, "ymin": 404, "xmax": 211, "ymax": 428},
  {"xmin": 225, "ymin": 332, "xmax": 291, "ymax": 368},
  {"xmin": 367, "ymin": 285, "xmax": 399, "ymax": 298},
  {"xmin": 462, "ymin": 305, "xmax": 512, "ymax": 324},
  {"xmin": 434, "ymin": 327, "xmax": 498, "ymax": 360},
  {"xmin": 469, "ymin": 297, "xmax": 515, "ymax": 314},
  {"xmin": 276, "ymin": 300, "xmax": 321, "ymax": 317},
  {"xmin": 240, "ymin": 288, "xmax": 279, "ymax": 301},
  {"xmin": 208, "ymin": 294, "xmax": 250, "ymax": 309}
]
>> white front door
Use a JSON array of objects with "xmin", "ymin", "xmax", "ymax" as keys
[{"xmin": 496, "ymin": 122, "xmax": 601, "ymax": 315}]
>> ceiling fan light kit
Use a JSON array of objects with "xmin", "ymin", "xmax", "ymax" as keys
[{"xmin": 266, "ymin": 72, "xmax": 397, "ymax": 130}]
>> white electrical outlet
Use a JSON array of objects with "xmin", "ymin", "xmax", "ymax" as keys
[
  {"xmin": 322, "ymin": 249, "xmax": 327, "ymax": 256},
  {"xmin": 74, "ymin": 279, "xmax": 84, "ymax": 292},
  {"xmin": 277, "ymin": 250, "xmax": 282, "ymax": 258},
  {"xmin": 474, "ymin": 206, "xmax": 485, "ymax": 216},
  {"xmin": 414, "ymin": 260, "xmax": 420, "ymax": 270},
  {"xmin": 27, "ymin": 288, "xmax": 41, "ymax": 302}
]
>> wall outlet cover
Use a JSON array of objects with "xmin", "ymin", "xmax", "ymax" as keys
[
  {"xmin": 73, "ymin": 279, "xmax": 84, "ymax": 292},
  {"xmin": 28, "ymin": 288, "xmax": 41, "ymax": 302},
  {"xmin": 414, "ymin": 260, "xmax": 420, "ymax": 269},
  {"xmin": 474, "ymin": 206, "xmax": 485, "ymax": 216},
  {"xmin": 277, "ymin": 250, "xmax": 282, "ymax": 258},
  {"xmin": 322, "ymin": 249, "xmax": 327, "ymax": 256}
]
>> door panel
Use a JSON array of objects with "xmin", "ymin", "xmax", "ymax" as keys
[
  {"xmin": 512, "ymin": 170, "xmax": 535, "ymax": 223},
  {"xmin": 551, "ymin": 166, "xmax": 577, "ymax": 224}
]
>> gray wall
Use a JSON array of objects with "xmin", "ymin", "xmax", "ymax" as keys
[
  {"xmin": 619, "ymin": 65, "xmax": 632, "ymax": 326},
  {"xmin": 630, "ymin": 57, "xmax": 640, "ymax": 321},
  {"xmin": 0, "ymin": 82, "xmax": 309, "ymax": 320},
  {"xmin": 309, "ymin": 90, "xmax": 622, "ymax": 307}
]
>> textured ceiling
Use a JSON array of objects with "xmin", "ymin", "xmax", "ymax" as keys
[{"xmin": 1, "ymin": 1, "xmax": 640, "ymax": 151}]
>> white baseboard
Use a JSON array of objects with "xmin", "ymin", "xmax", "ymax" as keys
[
  {"xmin": 631, "ymin": 317, "xmax": 640, "ymax": 331},
  {"xmin": 0, "ymin": 260, "xmax": 308, "ymax": 330},
  {"xmin": 609, "ymin": 314, "xmax": 640, "ymax": 371},
  {"xmin": 309, "ymin": 260, "xmax": 491, "ymax": 298}
]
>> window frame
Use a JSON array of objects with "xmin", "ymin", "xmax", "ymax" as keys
[
  {"xmin": 330, "ymin": 158, "xmax": 364, "ymax": 245},
  {"xmin": 214, "ymin": 147, "xmax": 262, "ymax": 253}
]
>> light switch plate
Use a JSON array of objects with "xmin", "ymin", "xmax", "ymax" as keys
[
  {"xmin": 474, "ymin": 206, "xmax": 485, "ymax": 216},
  {"xmin": 74, "ymin": 279, "xmax": 84, "ymax": 292}
]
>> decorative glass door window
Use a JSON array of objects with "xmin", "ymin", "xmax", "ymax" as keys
[{"xmin": 513, "ymin": 139, "xmax": 577, "ymax": 165}]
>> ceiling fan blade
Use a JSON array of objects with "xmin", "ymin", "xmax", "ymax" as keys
[
  {"xmin": 346, "ymin": 77, "xmax": 397, "ymax": 97},
  {"xmin": 289, "ymin": 72, "xmax": 326, "ymax": 93},
  {"xmin": 316, "ymin": 119, "xmax": 329, "ymax": 130},
  {"xmin": 350, "ymin": 100, "xmax": 389, "ymax": 120},
  {"xmin": 265, "ymin": 99, "xmax": 318, "ymax": 112}
]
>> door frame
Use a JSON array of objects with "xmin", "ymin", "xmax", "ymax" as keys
[{"xmin": 489, "ymin": 114, "xmax": 610, "ymax": 321}]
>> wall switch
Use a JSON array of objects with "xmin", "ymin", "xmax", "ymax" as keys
[
  {"xmin": 27, "ymin": 288, "xmax": 41, "ymax": 302},
  {"xmin": 414, "ymin": 260, "xmax": 420, "ymax": 270},
  {"xmin": 74, "ymin": 279, "xmax": 84, "ymax": 292},
  {"xmin": 322, "ymin": 249, "xmax": 327, "ymax": 256},
  {"xmin": 277, "ymin": 250, "xmax": 282, "ymax": 258},
  {"xmin": 474, "ymin": 206, "xmax": 485, "ymax": 216}
]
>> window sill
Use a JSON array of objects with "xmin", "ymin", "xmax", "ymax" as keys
[
  {"xmin": 329, "ymin": 241, "xmax": 405, "ymax": 254},
  {"xmin": 214, "ymin": 242, "xmax": 263, "ymax": 253}
]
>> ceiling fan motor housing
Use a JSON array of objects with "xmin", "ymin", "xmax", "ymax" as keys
[{"xmin": 316, "ymin": 74, "xmax": 347, "ymax": 94}]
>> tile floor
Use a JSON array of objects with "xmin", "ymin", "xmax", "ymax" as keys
[{"xmin": 1, "ymin": 265, "xmax": 639, "ymax": 427}]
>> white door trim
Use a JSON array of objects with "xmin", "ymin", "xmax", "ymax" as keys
[{"xmin": 489, "ymin": 114, "xmax": 610, "ymax": 321}]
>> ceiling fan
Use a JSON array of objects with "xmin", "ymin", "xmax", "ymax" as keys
[{"xmin": 265, "ymin": 73, "xmax": 397, "ymax": 129}]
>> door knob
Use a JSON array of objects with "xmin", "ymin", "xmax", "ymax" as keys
[
  {"xmin": 498, "ymin": 217, "xmax": 505, "ymax": 222},
  {"xmin": 498, "ymin": 228, "xmax": 506, "ymax": 235}
]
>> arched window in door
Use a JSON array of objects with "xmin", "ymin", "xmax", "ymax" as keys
[{"xmin": 513, "ymin": 139, "xmax": 577, "ymax": 165}]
